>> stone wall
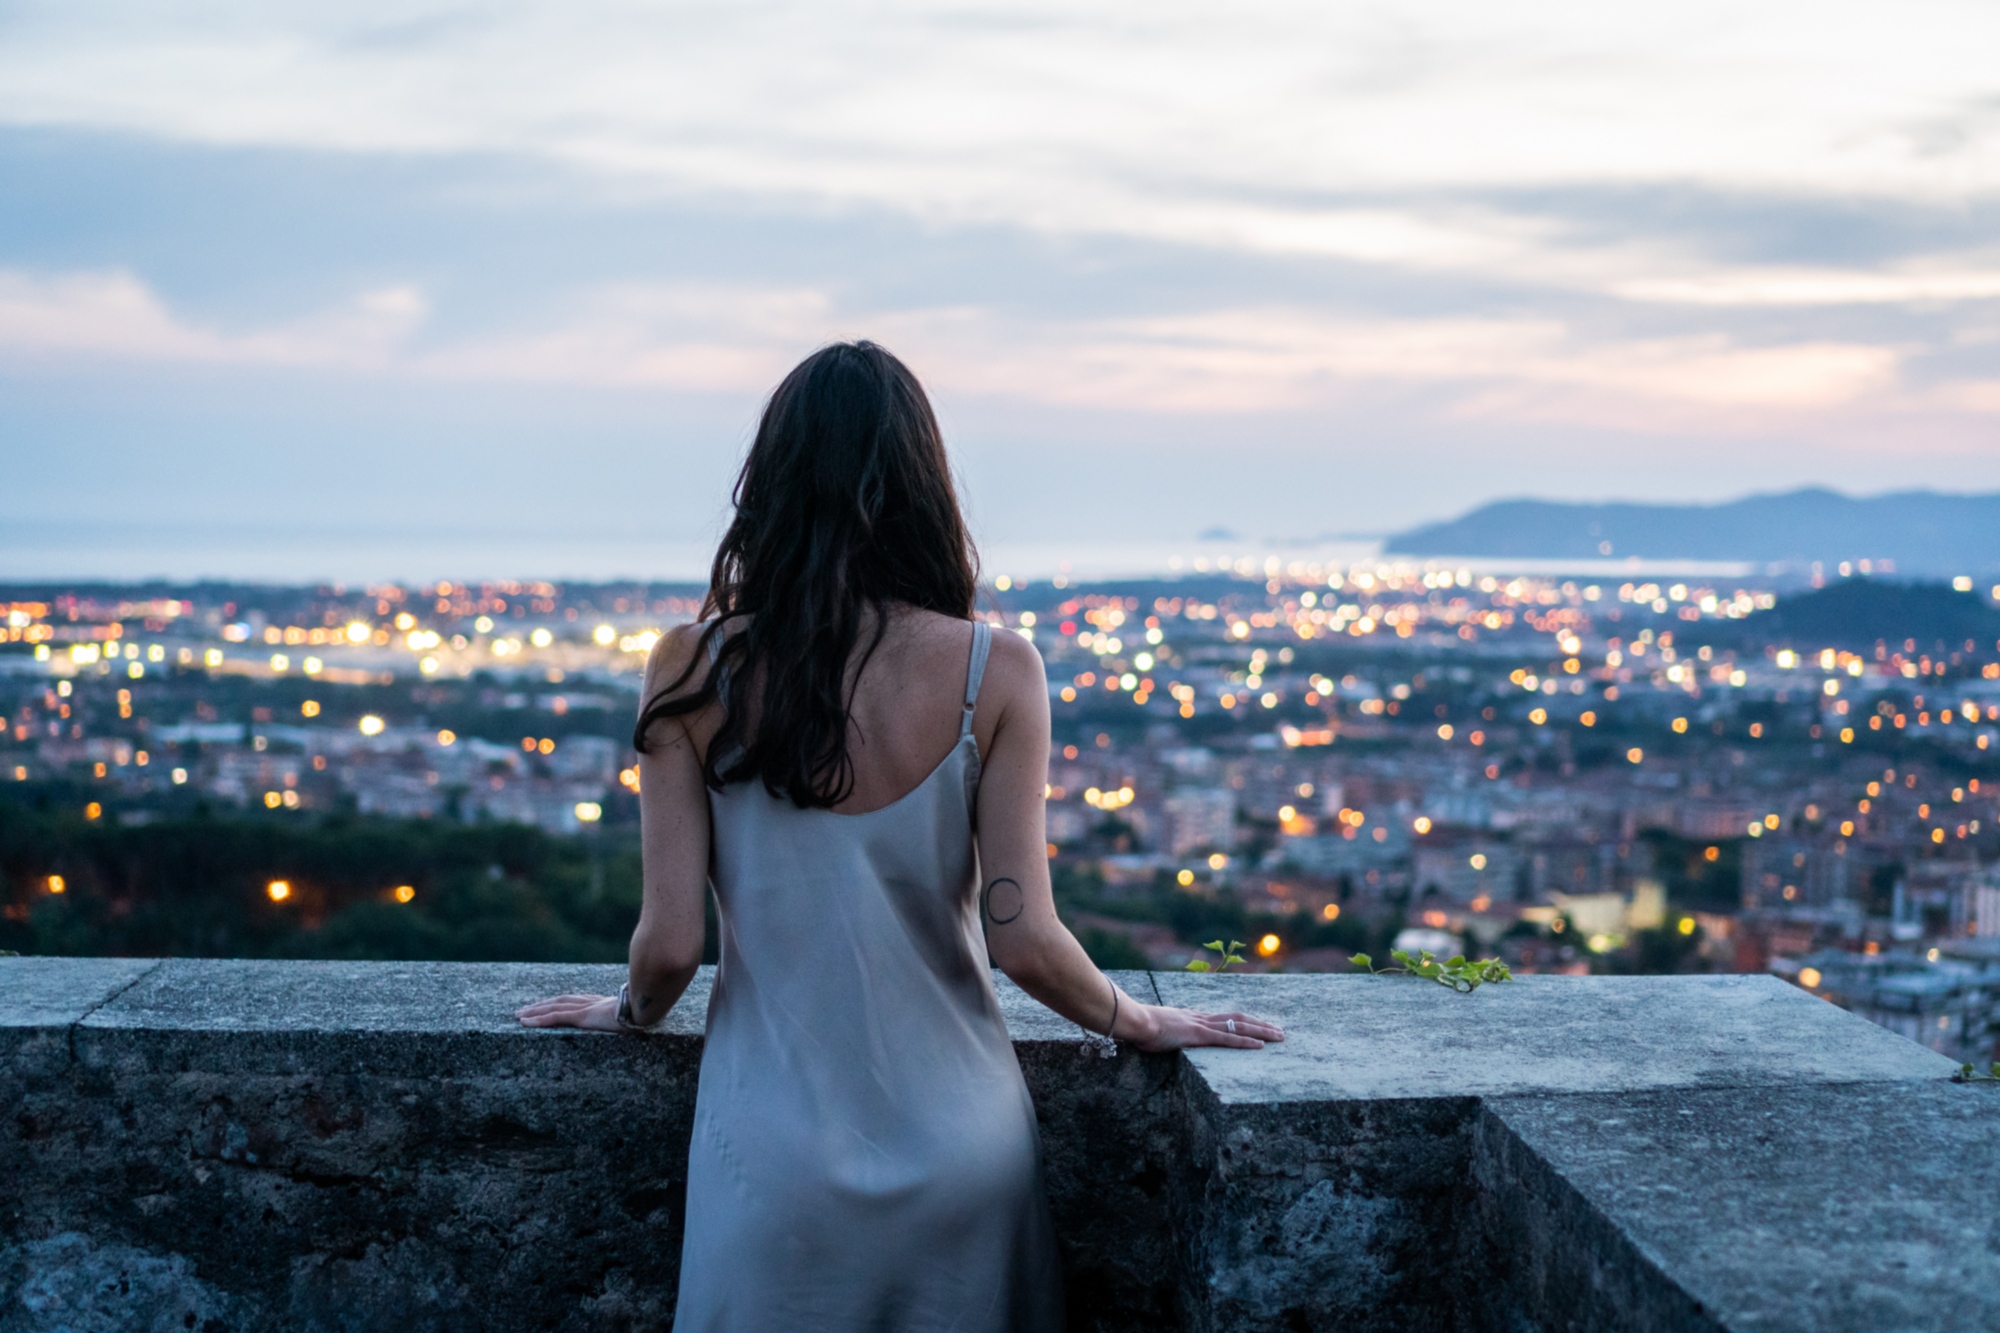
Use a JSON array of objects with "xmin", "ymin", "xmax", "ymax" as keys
[{"xmin": 4, "ymin": 958, "xmax": 1995, "ymax": 1332}]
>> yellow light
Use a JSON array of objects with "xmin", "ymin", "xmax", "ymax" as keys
[
  {"xmin": 46, "ymin": 874, "xmax": 65, "ymax": 894},
  {"xmin": 1529, "ymin": 708, "xmax": 1547, "ymax": 725},
  {"xmin": 1764, "ymin": 813, "xmax": 1780, "ymax": 830},
  {"xmin": 345, "ymin": 622, "xmax": 371, "ymax": 644},
  {"xmin": 530, "ymin": 628, "xmax": 554, "ymax": 648},
  {"xmin": 1672, "ymin": 717, "xmax": 1688, "ymax": 733},
  {"xmin": 620, "ymin": 767, "xmax": 641, "ymax": 791},
  {"xmin": 1257, "ymin": 934, "xmax": 1281, "ymax": 957},
  {"xmin": 269, "ymin": 654, "xmax": 289, "ymax": 673},
  {"xmin": 394, "ymin": 612, "xmax": 416, "ymax": 630},
  {"xmin": 265, "ymin": 791, "xmax": 283, "ymax": 809},
  {"xmin": 1798, "ymin": 967, "xmax": 1821, "ymax": 989},
  {"xmin": 1678, "ymin": 916, "xmax": 1696, "ymax": 936},
  {"xmin": 1177, "ymin": 868, "xmax": 1195, "ymax": 887},
  {"xmin": 593, "ymin": 624, "xmax": 617, "ymax": 646},
  {"xmin": 358, "ymin": 715, "xmax": 385, "ymax": 736},
  {"xmin": 1437, "ymin": 723, "xmax": 1453, "ymax": 739},
  {"xmin": 1580, "ymin": 711, "xmax": 1596, "ymax": 727},
  {"xmin": 266, "ymin": 880, "xmax": 291, "ymax": 902},
  {"xmin": 1840, "ymin": 820, "xmax": 1854, "ymax": 837},
  {"xmin": 1085, "ymin": 787, "xmax": 1102, "ymax": 805},
  {"xmin": 1413, "ymin": 815, "xmax": 1433, "ymax": 834},
  {"xmin": 1626, "ymin": 748, "xmax": 1643, "ymax": 764},
  {"xmin": 574, "ymin": 802, "xmax": 603, "ymax": 823},
  {"xmin": 538, "ymin": 738, "xmax": 556, "ymax": 755},
  {"xmin": 1207, "ymin": 852, "xmax": 1228, "ymax": 870},
  {"xmin": 394, "ymin": 885, "xmax": 416, "ymax": 904},
  {"xmin": 437, "ymin": 729, "xmax": 456, "ymax": 746},
  {"xmin": 1279, "ymin": 804, "xmax": 1297, "ymax": 822},
  {"xmin": 1321, "ymin": 903, "xmax": 1340, "ymax": 921},
  {"xmin": 301, "ymin": 700, "xmax": 320, "ymax": 718},
  {"xmin": 1470, "ymin": 853, "xmax": 1488, "ymax": 870}
]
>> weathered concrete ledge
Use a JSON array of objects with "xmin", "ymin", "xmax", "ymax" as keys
[{"xmin": 3, "ymin": 959, "xmax": 1990, "ymax": 1332}]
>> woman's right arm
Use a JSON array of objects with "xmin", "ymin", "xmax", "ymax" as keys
[
  {"xmin": 517, "ymin": 624, "xmax": 711, "ymax": 1032},
  {"xmin": 973, "ymin": 631, "xmax": 1283, "ymax": 1052}
]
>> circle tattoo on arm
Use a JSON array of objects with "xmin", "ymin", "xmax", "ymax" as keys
[{"xmin": 984, "ymin": 877, "xmax": 1024, "ymax": 925}]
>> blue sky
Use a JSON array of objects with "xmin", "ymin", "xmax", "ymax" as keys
[{"xmin": 2, "ymin": 2, "xmax": 1998, "ymax": 580}]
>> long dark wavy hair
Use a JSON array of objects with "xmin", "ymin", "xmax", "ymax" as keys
[{"xmin": 633, "ymin": 341, "xmax": 979, "ymax": 807}]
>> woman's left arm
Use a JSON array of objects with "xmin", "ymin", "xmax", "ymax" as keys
[{"xmin": 517, "ymin": 626, "xmax": 713, "ymax": 1032}]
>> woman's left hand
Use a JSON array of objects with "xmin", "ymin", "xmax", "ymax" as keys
[{"xmin": 516, "ymin": 993, "xmax": 620, "ymax": 1031}]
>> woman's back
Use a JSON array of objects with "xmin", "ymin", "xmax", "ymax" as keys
[
  {"xmin": 515, "ymin": 341, "xmax": 1279, "ymax": 1332},
  {"xmin": 674, "ymin": 613, "xmax": 1064, "ymax": 1332}
]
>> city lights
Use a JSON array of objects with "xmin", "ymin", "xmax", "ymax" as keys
[{"xmin": 266, "ymin": 881, "xmax": 291, "ymax": 902}]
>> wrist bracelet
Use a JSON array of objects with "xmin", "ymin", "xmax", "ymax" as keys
[
  {"xmin": 1105, "ymin": 981, "xmax": 1120, "ymax": 1040},
  {"xmin": 615, "ymin": 981, "xmax": 643, "ymax": 1031}
]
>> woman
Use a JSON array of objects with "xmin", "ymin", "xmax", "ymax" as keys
[{"xmin": 517, "ymin": 341, "xmax": 1283, "ymax": 1330}]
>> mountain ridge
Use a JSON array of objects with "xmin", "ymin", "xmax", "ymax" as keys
[{"xmin": 1382, "ymin": 488, "xmax": 2000, "ymax": 572}]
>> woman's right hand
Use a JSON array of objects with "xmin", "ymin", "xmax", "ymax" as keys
[{"xmin": 1128, "ymin": 1004, "xmax": 1285, "ymax": 1052}]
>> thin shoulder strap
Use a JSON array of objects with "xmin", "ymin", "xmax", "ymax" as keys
[{"xmin": 961, "ymin": 621, "xmax": 993, "ymax": 738}]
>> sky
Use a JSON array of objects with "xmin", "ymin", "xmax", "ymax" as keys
[{"xmin": 2, "ymin": 1, "xmax": 1998, "ymax": 581}]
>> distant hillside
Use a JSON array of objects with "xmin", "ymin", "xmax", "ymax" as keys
[
  {"xmin": 1692, "ymin": 580, "xmax": 2000, "ymax": 654},
  {"xmin": 1383, "ymin": 489, "xmax": 2000, "ymax": 572}
]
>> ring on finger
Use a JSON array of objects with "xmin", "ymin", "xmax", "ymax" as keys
[{"xmin": 1226, "ymin": 1019, "xmax": 1237, "ymax": 1034}]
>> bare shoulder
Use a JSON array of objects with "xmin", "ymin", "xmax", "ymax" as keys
[
  {"xmin": 980, "ymin": 621, "xmax": 1047, "ymax": 711},
  {"xmin": 982, "ymin": 621, "xmax": 1045, "ymax": 680},
  {"xmin": 642, "ymin": 621, "xmax": 715, "ymax": 703}
]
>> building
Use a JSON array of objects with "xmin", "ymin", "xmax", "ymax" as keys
[{"xmin": 1164, "ymin": 788, "xmax": 1236, "ymax": 856}]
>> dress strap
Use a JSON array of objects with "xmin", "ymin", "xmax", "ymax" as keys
[{"xmin": 961, "ymin": 622, "xmax": 993, "ymax": 738}]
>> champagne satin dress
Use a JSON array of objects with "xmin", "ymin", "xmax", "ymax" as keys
[{"xmin": 673, "ymin": 623, "xmax": 1064, "ymax": 1331}]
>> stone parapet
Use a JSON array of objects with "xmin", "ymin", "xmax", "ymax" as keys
[{"xmin": 2, "ymin": 958, "xmax": 1990, "ymax": 1332}]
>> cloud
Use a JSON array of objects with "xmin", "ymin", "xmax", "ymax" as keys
[
  {"xmin": 0, "ymin": 266, "xmax": 1936, "ymax": 435},
  {"xmin": 3, "ymin": 1, "xmax": 1999, "ymax": 300},
  {"xmin": 0, "ymin": 269, "xmax": 426, "ymax": 369}
]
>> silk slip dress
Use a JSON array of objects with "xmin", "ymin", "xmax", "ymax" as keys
[{"xmin": 673, "ymin": 622, "xmax": 1064, "ymax": 1331}]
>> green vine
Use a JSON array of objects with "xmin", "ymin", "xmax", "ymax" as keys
[
  {"xmin": 1185, "ymin": 939, "xmax": 1247, "ymax": 973},
  {"xmin": 1350, "ymin": 948, "xmax": 1514, "ymax": 993},
  {"xmin": 1953, "ymin": 1062, "xmax": 2000, "ymax": 1083}
]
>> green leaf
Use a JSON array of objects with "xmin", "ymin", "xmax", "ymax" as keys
[
  {"xmin": 1350, "ymin": 953, "xmax": 1372, "ymax": 969},
  {"xmin": 1203, "ymin": 940, "xmax": 1225, "ymax": 953},
  {"xmin": 1445, "ymin": 955, "xmax": 1466, "ymax": 968},
  {"xmin": 1229, "ymin": 940, "xmax": 1246, "ymax": 951},
  {"xmin": 1186, "ymin": 960, "xmax": 1211, "ymax": 972}
]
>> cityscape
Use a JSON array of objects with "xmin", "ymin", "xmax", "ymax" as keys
[{"xmin": 8, "ymin": 558, "xmax": 2000, "ymax": 1064}]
